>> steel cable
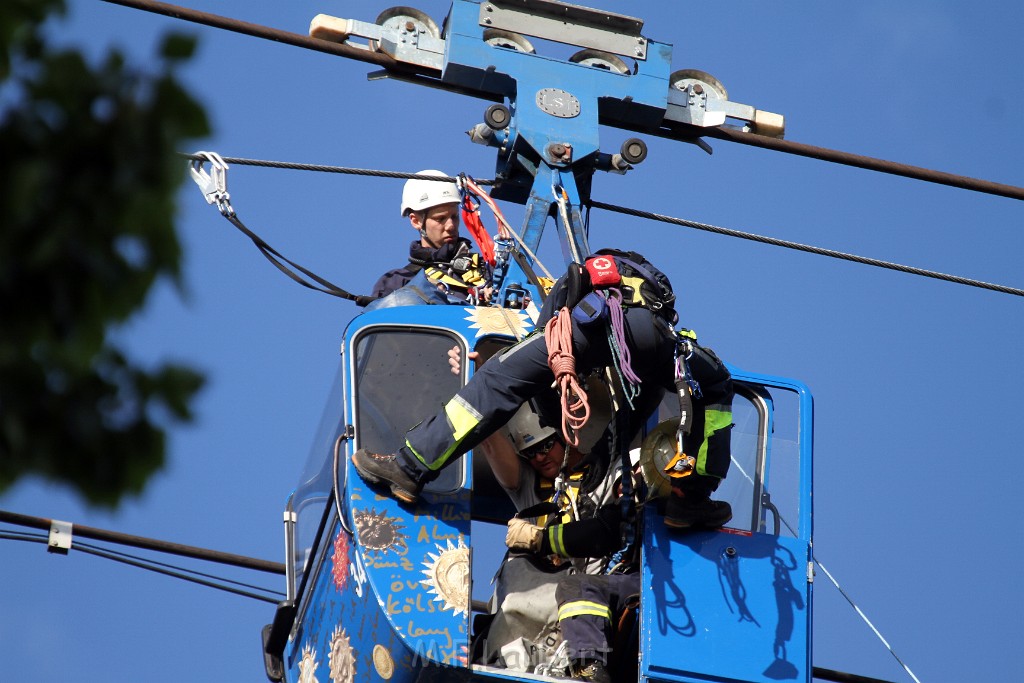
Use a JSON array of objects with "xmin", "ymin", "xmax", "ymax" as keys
[
  {"xmin": 184, "ymin": 153, "xmax": 1021, "ymax": 298},
  {"xmin": 590, "ymin": 199, "xmax": 1024, "ymax": 297},
  {"xmin": 0, "ymin": 530, "xmax": 284, "ymax": 603}
]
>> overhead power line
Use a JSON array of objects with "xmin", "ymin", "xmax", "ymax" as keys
[{"xmin": 109, "ymin": 0, "xmax": 1024, "ymax": 202}]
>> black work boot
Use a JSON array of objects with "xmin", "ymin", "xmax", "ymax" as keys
[
  {"xmin": 664, "ymin": 479, "xmax": 732, "ymax": 530},
  {"xmin": 572, "ymin": 660, "xmax": 612, "ymax": 683},
  {"xmin": 352, "ymin": 449, "xmax": 422, "ymax": 504}
]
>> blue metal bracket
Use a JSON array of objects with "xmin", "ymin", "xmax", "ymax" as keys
[{"xmin": 308, "ymin": 0, "xmax": 784, "ymax": 300}]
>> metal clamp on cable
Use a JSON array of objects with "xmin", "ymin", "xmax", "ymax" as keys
[
  {"xmin": 47, "ymin": 519, "xmax": 73, "ymax": 555},
  {"xmin": 189, "ymin": 150, "xmax": 235, "ymax": 217}
]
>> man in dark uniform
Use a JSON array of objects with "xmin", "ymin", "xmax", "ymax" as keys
[
  {"xmin": 354, "ymin": 249, "xmax": 734, "ymax": 530},
  {"xmin": 370, "ymin": 169, "xmax": 478, "ymax": 299}
]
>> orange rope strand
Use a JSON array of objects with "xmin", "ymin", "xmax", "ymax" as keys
[{"xmin": 545, "ymin": 309, "xmax": 590, "ymax": 446}]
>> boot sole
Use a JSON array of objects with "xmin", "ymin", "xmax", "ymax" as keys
[
  {"xmin": 351, "ymin": 452, "xmax": 419, "ymax": 505},
  {"xmin": 664, "ymin": 510, "xmax": 733, "ymax": 530}
]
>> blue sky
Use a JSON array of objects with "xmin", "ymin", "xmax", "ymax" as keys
[{"xmin": 3, "ymin": 1, "xmax": 1022, "ymax": 682}]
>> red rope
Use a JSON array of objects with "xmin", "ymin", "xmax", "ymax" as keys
[
  {"xmin": 464, "ymin": 177, "xmax": 512, "ymax": 241},
  {"xmin": 545, "ymin": 309, "xmax": 590, "ymax": 446},
  {"xmin": 460, "ymin": 193, "xmax": 495, "ymax": 265}
]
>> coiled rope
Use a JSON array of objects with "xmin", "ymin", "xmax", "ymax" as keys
[{"xmin": 545, "ymin": 310, "xmax": 590, "ymax": 446}]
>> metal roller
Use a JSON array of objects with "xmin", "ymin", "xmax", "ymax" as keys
[
  {"xmin": 568, "ymin": 48, "xmax": 631, "ymax": 75},
  {"xmin": 371, "ymin": 6, "xmax": 440, "ymax": 51},
  {"xmin": 669, "ymin": 68, "xmax": 729, "ymax": 100},
  {"xmin": 483, "ymin": 28, "xmax": 535, "ymax": 53}
]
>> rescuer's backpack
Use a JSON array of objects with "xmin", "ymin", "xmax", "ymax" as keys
[
  {"xmin": 589, "ymin": 248, "xmax": 677, "ymax": 323},
  {"xmin": 538, "ymin": 248, "xmax": 677, "ymax": 325}
]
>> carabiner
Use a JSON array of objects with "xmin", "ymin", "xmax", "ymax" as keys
[{"xmin": 189, "ymin": 151, "xmax": 235, "ymax": 217}]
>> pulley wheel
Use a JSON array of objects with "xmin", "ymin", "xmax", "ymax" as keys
[
  {"xmin": 483, "ymin": 29, "xmax": 535, "ymax": 53},
  {"xmin": 371, "ymin": 6, "xmax": 440, "ymax": 51},
  {"xmin": 669, "ymin": 68, "xmax": 729, "ymax": 100},
  {"xmin": 569, "ymin": 48, "xmax": 630, "ymax": 75}
]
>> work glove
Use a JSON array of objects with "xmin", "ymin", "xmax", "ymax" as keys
[{"xmin": 505, "ymin": 518, "xmax": 544, "ymax": 553}]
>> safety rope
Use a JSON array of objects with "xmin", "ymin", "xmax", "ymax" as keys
[
  {"xmin": 604, "ymin": 290, "xmax": 641, "ymax": 409},
  {"xmin": 180, "ymin": 153, "xmax": 495, "ymax": 186},
  {"xmin": 461, "ymin": 176, "xmax": 512, "ymax": 241},
  {"xmin": 464, "ymin": 175, "xmax": 553, "ymax": 280},
  {"xmin": 223, "ymin": 213, "xmax": 375, "ymax": 305},
  {"xmin": 545, "ymin": 310, "xmax": 590, "ymax": 446}
]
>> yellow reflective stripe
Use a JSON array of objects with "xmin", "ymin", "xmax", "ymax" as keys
[
  {"xmin": 446, "ymin": 395, "xmax": 481, "ymax": 440},
  {"xmin": 695, "ymin": 408, "xmax": 732, "ymax": 476},
  {"xmin": 408, "ymin": 396, "xmax": 481, "ymax": 471},
  {"xmin": 558, "ymin": 601, "xmax": 612, "ymax": 622},
  {"xmin": 424, "ymin": 266, "xmax": 486, "ymax": 288},
  {"xmin": 547, "ymin": 524, "xmax": 568, "ymax": 557}
]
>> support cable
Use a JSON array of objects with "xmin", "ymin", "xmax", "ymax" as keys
[
  {"xmin": 701, "ymin": 126, "xmax": 1024, "ymax": 202},
  {"xmin": 0, "ymin": 509, "xmax": 285, "ymax": 574},
  {"xmin": 590, "ymin": 199, "xmax": 1024, "ymax": 297},
  {"xmin": 0, "ymin": 530, "xmax": 284, "ymax": 604},
  {"xmin": 100, "ymin": 0, "xmax": 435, "ymax": 75}
]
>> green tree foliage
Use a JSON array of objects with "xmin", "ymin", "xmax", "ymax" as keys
[{"xmin": 0, "ymin": 1, "xmax": 210, "ymax": 506}]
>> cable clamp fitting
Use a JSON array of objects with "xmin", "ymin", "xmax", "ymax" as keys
[
  {"xmin": 47, "ymin": 519, "xmax": 73, "ymax": 555},
  {"xmin": 189, "ymin": 150, "xmax": 235, "ymax": 217}
]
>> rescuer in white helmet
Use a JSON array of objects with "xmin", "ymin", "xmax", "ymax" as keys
[{"xmin": 370, "ymin": 170, "xmax": 482, "ymax": 300}]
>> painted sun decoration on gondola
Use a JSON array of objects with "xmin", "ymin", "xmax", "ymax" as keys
[
  {"xmin": 463, "ymin": 305, "xmax": 535, "ymax": 338},
  {"xmin": 352, "ymin": 508, "xmax": 408, "ymax": 557},
  {"xmin": 327, "ymin": 625, "xmax": 356, "ymax": 683},
  {"xmin": 298, "ymin": 643, "xmax": 320, "ymax": 683},
  {"xmin": 420, "ymin": 538, "xmax": 470, "ymax": 615}
]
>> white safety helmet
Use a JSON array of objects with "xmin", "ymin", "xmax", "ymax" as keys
[
  {"xmin": 507, "ymin": 404, "xmax": 558, "ymax": 453},
  {"xmin": 400, "ymin": 169, "xmax": 460, "ymax": 216}
]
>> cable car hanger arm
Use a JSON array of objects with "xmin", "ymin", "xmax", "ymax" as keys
[{"xmin": 104, "ymin": 0, "xmax": 1023, "ymax": 202}]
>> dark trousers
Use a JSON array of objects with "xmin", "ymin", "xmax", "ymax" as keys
[
  {"xmin": 396, "ymin": 306, "xmax": 678, "ymax": 483},
  {"xmin": 555, "ymin": 572, "xmax": 642, "ymax": 664}
]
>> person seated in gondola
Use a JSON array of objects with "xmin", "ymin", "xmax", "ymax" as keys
[
  {"xmin": 367, "ymin": 169, "xmax": 490, "ymax": 307},
  {"xmin": 474, "ymin": 398, "xmax": 617, "ymax": 674}
]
